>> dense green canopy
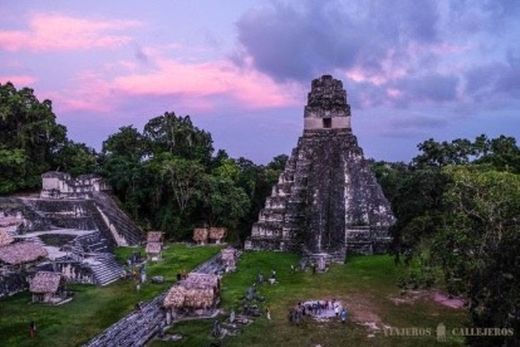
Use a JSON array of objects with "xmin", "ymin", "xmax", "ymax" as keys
[
  {"xmin": 374, "ymin": 136, "xmax": 520, "ymax": 347},
  {"xmin": 0, "ymin": 82, "xmax": 96, "ymax": 193}
]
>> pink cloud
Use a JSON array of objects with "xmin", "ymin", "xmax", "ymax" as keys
[
  {"xmin": 33, "ymin": 49, "xmax": 301, "ymax": 114},
  {"xmin": 386, "ymin": 88, "xmax": 402, "ymax": 98},
  {"xmin": 0, "ymin": 75, "xmax": 37, "ymax": 86},
  {"xmin": 0, "ymin": 13, "xmax": 140, "ymax": 52},
  {"xmin": 42, "ymin": 71, "xmax": 115, "ymax": 113},
  {"xmin": 345, "ymin": 48, "xmax": 409, "ymax": 86},
  {"xmin": 112, "ymin": 57, "xmax": 300, "ymax": 109}
]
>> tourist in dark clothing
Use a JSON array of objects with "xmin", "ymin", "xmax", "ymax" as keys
[{"xmin": 29, "ymin": 321, "xmax": 36, "ymax": 338}]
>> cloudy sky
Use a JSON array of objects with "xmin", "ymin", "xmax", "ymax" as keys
[{"xmin": 1, "ymin": 0, "xmax": 519, "ymax": 163}]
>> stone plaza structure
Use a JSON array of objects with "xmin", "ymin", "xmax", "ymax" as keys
[
  {"xmin": 0, "ymin": 172, "xmax": 143, "ymax": 297},
  {"xmin": 245, "ymin": 75, "xmax": 395, "ymax": 263}
]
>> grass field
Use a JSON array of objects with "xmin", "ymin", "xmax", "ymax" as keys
[
  {"xmin": 0, "ymin": 244, "xmax": 221, "ymax": 347},
  {"xmin": 152, "ymin": 252, "xmax": 468, "ymax": 347}
]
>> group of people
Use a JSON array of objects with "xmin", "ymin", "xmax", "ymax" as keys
[
  {"xmin": 288, "ymin": 299, "xmax": 349, "ymax": 325},
  {"xmin": 328, "ymin": 299, "xmax": 349, "ymax": 323},
  {"xmin": 256, "ymin": 269, "xmax": 277, "ymax": 286}
]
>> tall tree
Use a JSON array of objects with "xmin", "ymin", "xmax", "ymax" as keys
[
  {"xmin": 0, "ymin": 82, "xmax": 67, "ymax": 192},
  {"xmin": 102, "ymin": 126, "xmax": 148, "ymax": 160},
  {"xmin": 143, "ymin": 112, "xmax": 213, "ymax": 163},
  {"xmin": 159, "ymin": 155, "xmax": 205, "ymax": 213},
  {"xmin": 53, "ymin": 141, "xmax": 98, "ymax": 176}
]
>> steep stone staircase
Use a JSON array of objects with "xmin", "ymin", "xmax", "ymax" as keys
[
  {"xmin": 247, "ymin": 146, "xmax": 306, "ymax": 251},
  {"xmin": 88, "ymin": 254, "xmax": 125, "ymax": 286},
  {"xmin": 91, "ymin": 192, "xmax": 142, "ymax": 246}
]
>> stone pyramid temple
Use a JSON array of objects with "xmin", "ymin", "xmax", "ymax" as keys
[{"xmin": 245, "ymin": 75, "xmax": 395, "ymax": 263}]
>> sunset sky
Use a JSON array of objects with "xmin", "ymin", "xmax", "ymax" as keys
[{"xmin": 1, "ymin": 0, "xmax": 519, "ymax": 163}]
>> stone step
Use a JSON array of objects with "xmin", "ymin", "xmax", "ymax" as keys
[{"xmin": 89, "ymin": 255, "xmax": 125, "ymax": 286}]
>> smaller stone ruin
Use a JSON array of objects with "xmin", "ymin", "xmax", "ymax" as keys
[
  {"xmin": 29, "ymin": 271, "xmax": 70, "ymax": 305},
  {"xmin": 163, "ymin": 272, "xmax": 220, "ymax": 319},
  {"xmin": 209, "ymin": 227, "xmax": 226, "ymax": 244},
  {"xmin": 0, "ymin": 171, "xmax": 143, "ymax": 293},
  {"xmin": 193, "ymin": 228, "xmax": 209, "ymax": 245},
  {"xmin": 145, "ymin": 242, "xmax": 162, "ymax": 261},
  {"xmin": 192, "ymin": 227, "xmax": 227, "ymax": 245},
  {"xmin": 220, "ymin": 248, "xmax": 238, "ymax": 272},
  {"xmin": 147, "ymin": 231, "xmax": 164, "ymax": 243},
  {"xmin": 145, "ymin": 231, "xmax": 164, "ymax": 261},
  {"xmin": 0, "ymin": 228, "xmax": 49, "ymax": 298}
]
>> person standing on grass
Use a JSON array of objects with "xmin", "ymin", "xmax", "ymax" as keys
[
  {"xmin": 340, "ymin": 308, "xmax": 348, "ymax": 324},
  {"xmin": 266, "ymin": 306, "xmax": 272, "ymax": 320},
  {"xmin": 29, "ymin": 321, "xmax": 36, "ymax": 338}
]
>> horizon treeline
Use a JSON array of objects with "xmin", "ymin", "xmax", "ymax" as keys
[{"xmin": 0, "ymin": 82, "xmax": 288, "ymax": 243}]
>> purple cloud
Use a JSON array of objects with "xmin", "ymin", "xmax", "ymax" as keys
[{"xmin": 234, "ymin": 0, "xmax": 441, "ymax": 82}]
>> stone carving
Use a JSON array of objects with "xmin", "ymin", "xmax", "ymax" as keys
[{"xmin": 245, "ymin": 75, "xmax": 395, "ymax": 263}]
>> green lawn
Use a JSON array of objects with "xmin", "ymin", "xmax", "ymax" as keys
[
  {"xmin": 152, "ymin": 252, "xmax": 468, "ymax": 347},
  {"xmin": 0, "ymin": 244, "xmax": 221, "ymax": 347}
]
